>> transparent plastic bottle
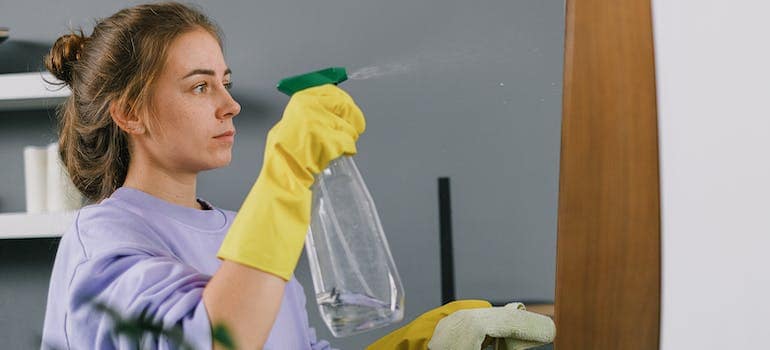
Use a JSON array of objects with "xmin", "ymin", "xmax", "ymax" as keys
[{"xmin": 305, "ymin": 156, "xmax": 405, "ymax": 337}]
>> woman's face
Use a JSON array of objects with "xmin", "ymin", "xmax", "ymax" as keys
[{"xmin": 140, "ymin": 28, "xmax": 241, "ymax": 173}]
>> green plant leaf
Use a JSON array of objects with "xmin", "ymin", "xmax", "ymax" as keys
[{"xmin": 212, "ymin": 323, "xmax": 236, "ymax": 350}]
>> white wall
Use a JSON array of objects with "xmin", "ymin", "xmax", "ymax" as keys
[{"xmin": 652, "ymin": 1, "xmax": 770, "ymax": 348}]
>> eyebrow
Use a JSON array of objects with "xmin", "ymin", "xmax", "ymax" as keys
[{"xmin": 182, "ymin": 68, "xmax": 232, "ymax": 80}]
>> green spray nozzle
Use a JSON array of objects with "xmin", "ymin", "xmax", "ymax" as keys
[{"xmin": 276, "ymin": 67, "xmax": 348, "ymax": 96}]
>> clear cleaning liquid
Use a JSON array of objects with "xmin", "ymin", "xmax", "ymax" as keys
[
  {"xmin": 316, "ymin": 288, "xmax": 400, "ymax": 337},
  {"xmin": 306, "ymin": 156, "xmax": 405, "ymax": 337}
]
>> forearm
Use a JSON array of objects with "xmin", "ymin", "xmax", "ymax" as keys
[{"xmin": 203, "ymin": 260, "xmax": 287, "ymax": 350}]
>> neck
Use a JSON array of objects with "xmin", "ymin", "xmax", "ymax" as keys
[{"xmin": 122, "ymin": 156, "xmax": 202, "ymax": 210}]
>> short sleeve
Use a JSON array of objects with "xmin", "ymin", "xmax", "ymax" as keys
[{"xmin": 65, "ymin": 246, "xmax": 213, "ymax": 350}]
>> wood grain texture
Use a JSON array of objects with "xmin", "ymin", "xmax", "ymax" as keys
[{"xmin": 554, "ymin": 0, "xmax": 661, "ymax": 349}]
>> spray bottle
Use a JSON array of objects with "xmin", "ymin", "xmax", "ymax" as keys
[{"xmin": 277, "ymin": 67, "xmax": 405, "ymax": 337}]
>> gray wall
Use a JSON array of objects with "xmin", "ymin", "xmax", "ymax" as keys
[{"xmin": 0, "ymin": 0, "xmax": 564, "ymax": 349}]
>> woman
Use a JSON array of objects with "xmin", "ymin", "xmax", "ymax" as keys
[{"xmin": 41, "ymin": 2, "xmax": 490, "ymax": 349}]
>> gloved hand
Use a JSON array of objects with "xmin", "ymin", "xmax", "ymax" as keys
[
  {"xmin": 428, "ymin": 303, "xmax": 556, "ymax": 350},
  {"xmin": 218, "ymin": 84, "xmax": 366, "ymax": 280},
  {"xmin": 366, "ymin": 300, "xmax": 493, "ymax": 350}
]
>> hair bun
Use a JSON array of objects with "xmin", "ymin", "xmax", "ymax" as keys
[{"xmin": 45, "ymin": 32, "xmax": 88, "ymax": 85}]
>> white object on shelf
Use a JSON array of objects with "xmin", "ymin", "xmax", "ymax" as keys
[
  {"xmin": 24, "ymin": 146, "xmax": 48, "ymax": 213},
  {"xmin": 0, "ymin": 71, "xmax": 70, "ymax": 110},
  {"xmin": 46, "ymin": 143, "xmax": 84, "ymax": 211},
  {"xmin": 0, "ymin": 211, "xmax": 75, "ymax": 239}
]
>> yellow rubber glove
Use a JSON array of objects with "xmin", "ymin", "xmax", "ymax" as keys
[
  {"xmin": 366, "ymin": 300, "xmax": 493, "ymax": 350},
  {"xmin": 218, "ymin": 84, "xmax": 366, "ymax": 280}
]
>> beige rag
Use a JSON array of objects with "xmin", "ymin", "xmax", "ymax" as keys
[{"xmin": 428, "ymin": 302, "xmax": 556, "ymax": 350}]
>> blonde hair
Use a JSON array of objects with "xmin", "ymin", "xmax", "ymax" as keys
[{"xmin": 44, "ymin": 2, "xmax": 222, "ymax": 202}]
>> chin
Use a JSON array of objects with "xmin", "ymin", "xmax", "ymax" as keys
[
  {"xmin": 210, "ymin": 149, "xmax": 233, "ymax": 168},
  {"xmin": 198, "ymin": 156, "xmax": 232, "ymax": 171},
  {"xmin": 210, "ymin": 157, "xmax": 232, "ymax": 169}
]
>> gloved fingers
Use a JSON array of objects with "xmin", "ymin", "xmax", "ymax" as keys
[
  {"xmin": 272, "ymin": 106, "xmax": 359, "ymax": 143},
  {"xmin": 282, "ymin": 95, "xmax": 365, "ymax": 141},
  {"xmin": 307, "ymin": 128, "xmax": 358, "ymax": 172},
  {"xmin": 301, "ymin": 113, "xmax": 360, "ymax": 154},
  {"xmin": 327, "ymin": 114, "xmax": 362, "ymax": 142},
  {"xmin": 293, "ymin": 84, "xmax": 366, "ymax": 135},
  {"xmin": 286, "ymin": 104, "xmax": 362, "ymax": 148},
  {"xmin": 329, "ymin": 96, "xmax": 366, "ymax": 136},
  {"xmin": 321, "ymin": 127, "xmax": 359, "ymax": 156}
]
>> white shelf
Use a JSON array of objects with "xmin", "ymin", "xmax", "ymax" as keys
[
  {"xmin": 0, "ymin": 72, "xmax": 70, "ymax": 111},
  {"xmin": 0, "ymin": 211, "xmax": 75, "ymax": 239}
]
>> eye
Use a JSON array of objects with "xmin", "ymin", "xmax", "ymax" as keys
[
  {"xmin": 224, "ymin": 81, "xmax": 233, "ymax": 90},
  {"xmin": 193, "ymin": 82, "xmax": 208, "ymax": 93}
]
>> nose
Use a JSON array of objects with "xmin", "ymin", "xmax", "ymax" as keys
[{"xmin": 217, "ymin": 88, "xmax": 241, "ymax": 120}]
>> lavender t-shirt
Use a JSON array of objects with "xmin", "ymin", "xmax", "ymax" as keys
[{"xmin": 41, "ymin": 187, "xmax": 332, "ymax": 350}]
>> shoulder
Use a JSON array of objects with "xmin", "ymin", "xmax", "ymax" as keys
[{"xmin": 66, "ymin": 198, "xmax": 167, "ymax": 259}]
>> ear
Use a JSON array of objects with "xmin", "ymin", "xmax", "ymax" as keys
[{"xmin": 109, "ymin": 98, "xmax": 146, "ymax": 135}]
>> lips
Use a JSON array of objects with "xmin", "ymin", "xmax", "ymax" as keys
[
  {"xmin": 214, "ymin": 130, "xmax": 235, "ymax": 138},
  {"xmin": 214, "ymin": 130, "xmax": 236, "ymax": 144}
]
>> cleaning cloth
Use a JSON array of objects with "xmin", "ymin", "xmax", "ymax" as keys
[{"xmin": 428, "ymin": 302, "xmax": 556, "ymax": 350}]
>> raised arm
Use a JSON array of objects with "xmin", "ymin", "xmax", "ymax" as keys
[{"xmin": 204, "ymin": 85, "xmax": 366, "ymax": 349}]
